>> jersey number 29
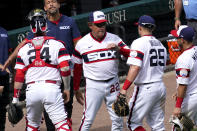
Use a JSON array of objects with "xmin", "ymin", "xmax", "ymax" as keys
[{"xmin": 149, "ymin": 48, "xmax": 165, "ymax": 66}]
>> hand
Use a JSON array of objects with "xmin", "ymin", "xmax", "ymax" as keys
[
  {"xmin": 120, "ymin": 88, "xmax": 127, "ymax": 96},
  {"xmin": 74, "ymin": 90, "xmax": 84, "ymax": 106},
  {"xmin": 2, "ymin": 58, "xmax": 12, "ymax": 72},
  {"xmin": 106, "ymin": 43, "xmax": 119, "ymax": 51},
  {"xmin": 0, "ymin": 64, "xmax": 10, "ymax": 73},
  {"xmin": 62, "ymin": 90, "xmax": 70, "ymax": 104},
  {"xmin": 175, "ymin": 19, "xmax": 181, "ymax": 30},
  {"xmin": 173, "ymin": 107, "xmax": 182, "ymax": 118}
]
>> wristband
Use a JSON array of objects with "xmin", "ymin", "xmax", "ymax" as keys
[
  {"xmin": 14, "ymin": 88, "xmax": 20, "ymax": 98},
  {"xmin": 175, "ymin": 97, "xmax": 183, "ymax": 108},
  {"xmin": 174, "ymin": 17, "xmax": 180, "ymax": 21},
  {"xmin": 122, "ymin": 79, "xmax": 132, "ymax": 90}
]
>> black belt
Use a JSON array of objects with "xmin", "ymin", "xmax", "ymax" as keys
[
  {"xmin": 187, "ymin": 19, "xmax": 197, "ymax": 22},
  {"xmin": 88, "ymin": 77, "xmax": 114, "ymax": 82},
  {"xmin": 134, "ymin": 82, "xmax": 155, "ymax": 85}
]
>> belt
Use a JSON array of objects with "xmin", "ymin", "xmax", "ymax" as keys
[
  {"xmin": 134, "ymin": 82, "xmax": 155, "ymax": 86},
  {"xmin": 27, "ymin": 80, "xmax": 58, "ymax": 85},
  {"xmin": 187, "ymin": 19, "xmax": 197, "ymax": 22},
  {"xmin": 88, "ymin": 77, "xmax": 114, "ymax": 82}
]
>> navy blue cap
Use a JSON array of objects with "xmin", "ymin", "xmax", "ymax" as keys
[
  {"xmin": 137, "ymin": 15, "xmax": 156, "ymax": 27},
  {"xmin": 171, "ymin": 25, "xmax": 194, "ymax": 42}
]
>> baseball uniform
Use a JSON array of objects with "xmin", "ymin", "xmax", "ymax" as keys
[
  {"xmin": 26, "ymin": 14, "xmax": 81, "ymax": 129},
  {"xmin": 72, "ymin": 32, "xmax": 129, "ymax": 131},
  {"xmin": 15, "ymin": 36, "xmax": 71, "ymax": 130},
  {"xmin": 175, "ymin": 46, "xmax": 197, "ymax": 124},
  {"xmin": 126, "ymin": 35, "xmax": 167, "ymax": 131}
]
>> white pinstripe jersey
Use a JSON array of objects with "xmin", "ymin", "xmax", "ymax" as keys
[
  {"xmin": 15, "ymin": 36, "xmax": 71, "ymax": 83},
  {"xmin": 72, "ymin": 32, "xmax": 129, "ymax": 80},
  {"xmin": 127, "ymin": 35, "xmax": 167, "ymax": 84},
  {"xmin": 175, "ymin": 46, "xmax": 197, "ymax": 95}
]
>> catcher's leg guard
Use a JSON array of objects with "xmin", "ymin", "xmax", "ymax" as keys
[
  {"xmin": 55, "ymin": 119, "xmax": 72, "ymax": 131},
  {"xmin": 26, "ymin": 124, "xmax": 40, "ymax": 131},
  {"xmin": 134, "ymin": 126, "xmax": 146, "ymax": 131},
  {"xmin": 25, "ymin": 117, "xmax": 40, "ymax": 131}
]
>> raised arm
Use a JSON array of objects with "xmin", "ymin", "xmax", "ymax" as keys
[{"xmin": 3, "ymin": 39, "xmax": 27, "ymax": 71}]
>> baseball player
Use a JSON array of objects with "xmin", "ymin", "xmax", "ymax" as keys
[
  {"xmin": 120, "ymin": 15, "xmax": 167, "ymax": 131},
  {"xmin": 3, "ymin": 0, "xmax": 82, "ymax": 130},
  {"xmin": 170, "ymin": 25, "xmax": 197, "ymax": 129},
  {"xmin": 72, "ymin": 11, "xmax": 130, "ymax": 131},
  {"xmin": 12, "ymin": 9, "xmax": 72, "ymax": 131}
]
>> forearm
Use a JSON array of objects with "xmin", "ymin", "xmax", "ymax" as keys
[
  {"xmin": 60, "ymin": 61, "xmax": 71, "ymax": 90},
  {"xmin": 126, "ymin": 65, "xmax": 140, "ymax": 83},
  {"xmin": 62, "ymin": 76, "xmax": 71, "ymax": 90},
  {"xmin": 177, "ymin": 84, "xmax": 187, "ymax": 98},
  {"xmin": 6, "ymin": 40, "xmax": 26, "ymax": 65},
  {"xmin": 175, "ymin": 84, "xmax": 187, "ymax": 108},
  {"xmin": 122, "ymin": 65, "xmax": 140, "ymax": 90},
  {"xmin": 174, "ymin": 0, "xmax": 183, "ymax": 19}
]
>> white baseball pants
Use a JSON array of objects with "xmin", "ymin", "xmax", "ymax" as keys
[{"xmin": 79, "ymin": 76, "xmax": 123, "ymax": 131}]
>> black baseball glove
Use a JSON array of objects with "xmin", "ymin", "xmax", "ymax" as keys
[
  {"xmin": 112, "ymin": 93, "xmax": 129, "ymax": 117},
  {"xmin": 6, "ymin": 102, "xmax": 24, "ymax": 125}
]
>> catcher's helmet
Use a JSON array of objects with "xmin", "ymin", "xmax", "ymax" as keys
[{"xmin": 27, "ymin": 8, "xmax": 47, "ymax": 34}]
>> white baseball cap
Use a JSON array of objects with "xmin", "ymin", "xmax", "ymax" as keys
[{"xmin": 88, "ymin": 11, "xmax": 107, "ymax": 23}]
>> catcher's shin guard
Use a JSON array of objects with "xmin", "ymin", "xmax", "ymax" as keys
[
  {"xmin": 55, "ymin": 119, "xmax": 72, "ymax": 131},
  {"xmin": 26, "ymin": 125, "xmax": 40, "ymax": 131}
]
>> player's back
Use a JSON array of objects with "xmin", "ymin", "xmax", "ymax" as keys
[
  {"xmin": 16, "ymin": 36, "xmax": 68, "ymax": 83},
  {"xmin": 129, "ymin": 36, "xmax": 167, "ymax": 84}
]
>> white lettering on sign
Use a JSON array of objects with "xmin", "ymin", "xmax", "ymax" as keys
[{"xmin": 105, "ymin": 10, "xmax": 126, "ymax": 24}]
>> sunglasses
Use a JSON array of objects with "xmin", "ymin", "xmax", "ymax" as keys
[{"xmin": 94, "ymin": 22, "xmax": 107, "ymax": 28}]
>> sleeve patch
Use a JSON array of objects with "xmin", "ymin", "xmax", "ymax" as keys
[
  {"xmin": 176, "ymin": 68, "xmax": 190, "ymax": 78},
  {"xmin": 129, "ymin": 50, "xmax": 144, "ymax": 60}
]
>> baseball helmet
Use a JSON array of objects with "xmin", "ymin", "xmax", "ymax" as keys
[{"xmin": 27, "ymin": 8, "xmax": 47, "ymax": 34}]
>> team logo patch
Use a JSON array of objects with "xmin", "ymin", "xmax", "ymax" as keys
[
  {"xmin": 179, "ymin": 69, "xmax": 188, "ymax": 77},
  {"xmin": 60, "ymin": 26, "xmax": 70, "ymax": 29},
  {"xmin": 0, "ymin": 34, "xmax": 8, "ymax": 37},
  {"xmin": 130, "ymin": 50, "xmax": 138, "ymax": 58}
]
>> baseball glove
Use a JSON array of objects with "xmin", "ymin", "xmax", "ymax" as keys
[
  {"xmin": 6, "ymin": 103, "xmax": 24, "ymax": 125},
  {"xmin": 112, "ymin": 93, "xmax": 129, "ymax": 117},
  {"xmin": 169, "ymin": 114, "xmax": 194, "ymax": 131}
]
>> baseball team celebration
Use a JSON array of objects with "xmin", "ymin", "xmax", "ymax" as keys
[{"xmin": 0, "ymin": 0, "xmax": 197, "ymax": 130}]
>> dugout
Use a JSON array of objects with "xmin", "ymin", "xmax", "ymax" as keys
[{"xmin": 7, "ymin": 0, "xmax": 188, "ymax": 77}]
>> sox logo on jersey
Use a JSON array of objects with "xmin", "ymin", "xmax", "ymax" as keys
[{"xmin": 83, "ymin": 49, "xmax": 116, "ymax": 62}]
